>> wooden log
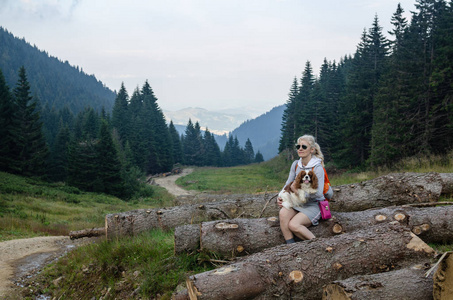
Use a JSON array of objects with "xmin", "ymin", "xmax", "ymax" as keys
[
  {"xmin": 200, "ymin": 217, "xmax": 284, "ymax": 257},
  {"xmin": 174, "ymin": 205, "xmax": 453, "ymax": 256},
  {"xmin": 440, "ymin": 173, "xmax": 453, "ymax": 195},
  {"xmin": 185, "ymin": 223, "xmax": 435, "ymax": 300},
  {"xmin": 69, "ymin": 227, "xmax": 105, "ymax": 240},
  {"xmin": 434, "ymin": 252, "xmax": 453, "ymax": 300},
  {"xmin": 105, "ymin": 194, "xmax": 278, "ymax": 239},
  {"xmin": 331, "ymin": 172, "xmax": 444, "ymax": 212},
  {"xmin": 322, "ymin": 264, "xmax": 433, "ymax": 300}
]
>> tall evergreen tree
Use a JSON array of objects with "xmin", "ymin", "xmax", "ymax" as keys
[
  {"xmin": 296, "ymin": 61, "xmax": 315, "ymax": 137},
  {"xmin": 244, "ymin": 138, "xmax": 255, "ymax": 164},
  {"xmin": 203, "ymin": 128, "xmax": 222, "ymax": 166},
  {"xmin": 96, "ymin": 119, "xmax": 123, "ymax": 197},
  {"xmin": 111, "ymin": 82, "xmax": 129, "ymax": 144},
  {"xmin": 336, "ymin": 16, "xmax": 389, "ymax": 167},
  {"xmin": 279, "ymin": 77, "xmax": 299, "ymax": 152},
  {"xmin": 0, "ymin": 68, "xmax": 16, "ymax": 173},
  {"xmin": 169, "ymin": 121, "xmax": 184, "ymax": 164},
  {"xmin": 11, "ymin": 66, "xmax": 49, "ymax": 176}
]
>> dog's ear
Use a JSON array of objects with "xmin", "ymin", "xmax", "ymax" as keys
[
  {"xmin": 309, "ymin": 170, "xmax": 318, "ymax": 189},
  {"xmin": 283, "ymin": 182, "xmax": 293, "ymax": 192},
  {"xmin": 295, "ymin": 170, "xmax": 305, "ymax": 183},
  {"xmin": 293, "ymin": 171, "xmax": 304, "ymax": 189}
]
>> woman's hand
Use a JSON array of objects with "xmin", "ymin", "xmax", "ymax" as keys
[{"xmin": 277, "ymin": 197, "xmax": 283, "ymax": 208}]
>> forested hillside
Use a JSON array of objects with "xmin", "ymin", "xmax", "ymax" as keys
[
  {"xmin": 0, "ymin": 27, "xmax": 115, "ymax": 114},
  {"xmin": 280, "ymin": 2, "xmax": 453, "ymax": 169},
  {"xmin": 232, "ymin": 105, "xmax": 284, "ymax": 160}
]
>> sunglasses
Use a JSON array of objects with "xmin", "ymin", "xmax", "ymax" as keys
[{"xmin": 295, "ymin": 144, "xmax": 308, "ymax": 150}]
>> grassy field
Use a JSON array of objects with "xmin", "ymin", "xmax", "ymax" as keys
[
  {"xmin": 3, "ymin": 151, "xmax": 453, "ymax": 299},
  {"xmin": 0, "ymin": 172, "xmax": 174, "ymax": 242}
]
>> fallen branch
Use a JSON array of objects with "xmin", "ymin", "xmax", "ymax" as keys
[{"xmin": 69, "ymin": 227, "xmax": 105, "ymax": 240}]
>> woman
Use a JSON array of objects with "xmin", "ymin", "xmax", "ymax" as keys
[{"xmin": 277, "ymin": 135, "xmax": 333, "ymax": 244}]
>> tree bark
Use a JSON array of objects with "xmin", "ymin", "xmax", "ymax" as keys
[
  {"xmin": 105, "ymin": 194, "xmax": 278, "ymax": 239},
  {"xmin": 322, "ymin": 265, "xmax": 433, "ymax": 300},
  {"xmin": 185, "ymin": 223, "xmax": 435, "ymax": 300},
  {"xmin": 174, "ymin": 205, "xmax": 453, "ymax": 256},
  {"xmin": 330, "ymin": 172, "xmax": 444, "ymax": 212},
  {"xmin": 434, "ymin": 252, "xmax": 453, "ymax": 300},
  {"xmin": 69, "ymin": 227, "xmax": 105, "ymax": 240}
]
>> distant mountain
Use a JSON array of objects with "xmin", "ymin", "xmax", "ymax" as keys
[
  {"xmin": 232, "ymin": 105, "xmax": 285, "ymax": 160},
  {"xmin": 164, "ymin": 107, "xmax": 252, "ymax": 135},
  {"xmin": 172, "ymin": 105, "xmax": 285, "ymax": 161},
  {"xmin": 0, "ymin": 27, "xmax": 115, "ymax": 114}
]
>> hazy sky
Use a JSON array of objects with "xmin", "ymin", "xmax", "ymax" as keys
[{"xmin": 0, "ymin": 0, "xmax": 416, "ymax": 115}]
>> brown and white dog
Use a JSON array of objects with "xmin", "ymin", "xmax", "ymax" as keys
[{"xmin": 278, "ymin": 170, "xmax": 318, "ymax": 209}]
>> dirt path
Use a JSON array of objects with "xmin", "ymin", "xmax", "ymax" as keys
[
  {"xmin": 153, "ymin": 168, "xmax": 198, "ymax": 197},
  {"xmin": 0, "ymin": 236, "xmax": 77, "ymax": 298}
]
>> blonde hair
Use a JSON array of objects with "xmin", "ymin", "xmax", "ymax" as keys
[{"xmin": 297, "ymin": 135, "xmax": 325, "ymax": 167}]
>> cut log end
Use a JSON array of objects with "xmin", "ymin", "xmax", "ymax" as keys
[
  {"xmin": 322, "ymin": 283, "xmax": 352, "ymax": 300},
  {"xmin": 332, "ymin": 224, "xmax": 343, "ymax": 234},
  {"xmin": 289, "ymin": 270, "xmax": 304, "ymax": 283},
  {"xmin": 375, "ymin": 215, "xmax": 387, "ymax": 222},
  {"xmin": 214, "ymin": 222, "xmax": 239, "ymax": 230},
  {"xmin": 394, "ymin": 213, "xmax": 406, "ymax": 221},
  {"xmin": 236, "ymin": 245, "xmax": 244, "ymax": 253},
  {"xmin": 267, "ymin": 216, "xmax": 278, "ymax": 222},
  {"xmin": 407, "ymin": 233, "xmax": 435, "ymax": 254}
]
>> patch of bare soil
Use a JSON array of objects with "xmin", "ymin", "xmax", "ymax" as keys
[
  {"xmin": 0, "ymin": 236, "xmax": 93, "ymax": 299},
  {"xmin": 152, "ymin": 168, "xmax": 198, "ymax": 197}
]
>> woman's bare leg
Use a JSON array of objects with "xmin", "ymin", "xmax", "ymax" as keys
[
  {"xmin": 279, "ymin": 208, "xmax": 297, "ymax": 241},
  {"xmin": 288, "ymin": 212, "xmax": 315, "ymax": 240}
]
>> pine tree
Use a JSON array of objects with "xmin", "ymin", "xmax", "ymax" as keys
[
  {"xmin": 296, "ymin": 61, "xmax": 315, "ymax": 137},
  {"xmin": 254, "ymin": 151, "xmax": 264, "ymax": 163},
  {"xmin": 279, "ymin": 77, "xmax": 299, "ymax": 152},
  {"xmin": 336, "ymin": 16, "xmax": 390, "ymax": 168},
  {"xmin": 0, "ymin": 68, "xmax": 16, "ymax": 173},
  {"xmin": 183, "ymin": 119, "xmax": 204, "ymax": 166},
  {"xmin": 11, "ymin": 66, "xmax": 49, "ymax": 176},
  {"xmin": 111, "ymin": 82, "xmax": 129, "ymax": 144},
  {"xmin": 203, "ymin": 128, "xmax": 222, "ymax": 166},
  {"xmin": 244, "ymin": 138, "xmax": 255, "ymax": 164},
  {"xmin": 96, "ymin": 119, "xmax": 123, "ymax": 197},
  {"xmin": 169, "ymin": 121, "xmax": 184, "ymax": 164}
]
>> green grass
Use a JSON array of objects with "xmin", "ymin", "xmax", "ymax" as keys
[
  {"xmin": 177, "ymin": 150, "xmax": 453, "ymax": 194},
  {"xmin": 0, "ymin": 171, "xmax": 174, "ymax": 241},
  {"xmin": 20, "ymin": 230, "xmax": 215, "ymax": 299}
]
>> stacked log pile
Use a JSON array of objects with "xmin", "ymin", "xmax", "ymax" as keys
[
  {"xmin": 106, "ymin": 172, "xmax": 453, "ymax": 240},
  {"xmin": 174, "ymin": 205, "xmax": 453, "ymax": 256},
  {"xmin": 102, "ymin": 172, "xmax": 453, "ymax": 299}
]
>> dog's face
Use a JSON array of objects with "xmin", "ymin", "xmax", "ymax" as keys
[{"xmin": 294, "ymin": 170, "xmax": 318, "ymax": 190}]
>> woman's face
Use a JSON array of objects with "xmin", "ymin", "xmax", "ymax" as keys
[{"xmin": 296, "ymin": 140, "xmax": 312, "ymax": 158}]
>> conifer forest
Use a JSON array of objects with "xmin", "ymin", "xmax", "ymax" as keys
[{"xmin": 1, "ymin": 0, "xmax": 453, "ymax": 199}]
